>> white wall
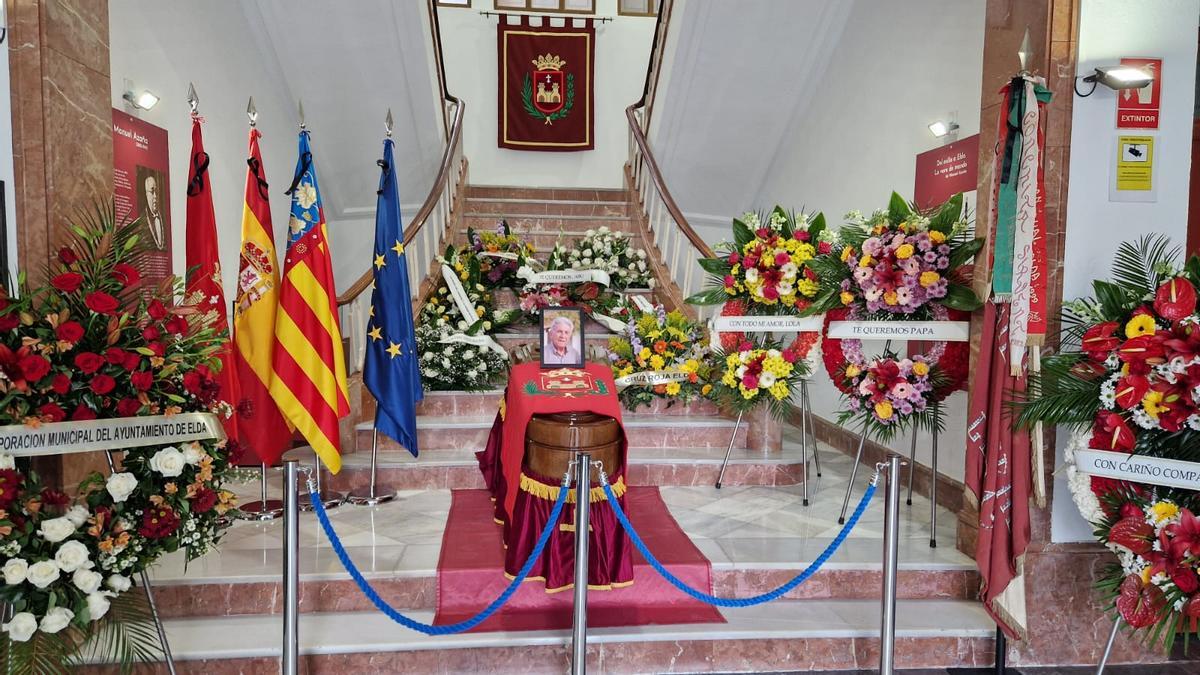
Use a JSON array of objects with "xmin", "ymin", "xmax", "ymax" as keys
[
  {"xmin": 0, "ymin": 9, "xmax": 17, "ymax": 288},
  {"xmin": 1052, "ymin": 0, "xmax": 1200, "ymax": 542},
  {"xmin": 437, "ymin": 0, "xmax": 655, "ymax": 188},
  {"xmin": 108, "ymin": 1, "xmax": 442, "ymax": 298}
]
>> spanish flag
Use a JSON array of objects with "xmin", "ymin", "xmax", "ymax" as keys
[
  {"xmin": 232, "ymin": 128, "xmax": 292, "ymax": 465},
  {"xmin": 269, "ymin": 131, "xmax": 350, "ymax": 472},
  {"xmin": 184, "ymin": 117, "xmax": 238, "ymax": 442}
]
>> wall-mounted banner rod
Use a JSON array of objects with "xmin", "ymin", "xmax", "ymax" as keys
[{"xmin": 478, "ymin": 10, "xmax": 612, "ymax": 23}]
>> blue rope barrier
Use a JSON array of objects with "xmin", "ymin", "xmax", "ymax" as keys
[
  {"xmin": 600, "ymin": 474, "xmax": 877, "ymax": 607},
  {"xmin": 306, "ymin": 477, "xmax": 570, "ymax": 635}
]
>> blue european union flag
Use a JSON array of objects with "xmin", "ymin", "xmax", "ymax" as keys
[{"xmin": 363, "ymin": 139, "xmax": 423, "ymax": 457}]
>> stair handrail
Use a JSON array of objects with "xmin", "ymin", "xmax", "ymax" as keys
[{"xmin": 625, "ymin": 0, "xmax": 715, "ymax": 319}]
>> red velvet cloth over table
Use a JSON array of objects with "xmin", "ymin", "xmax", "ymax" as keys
[
  {"xmin": 434, "ymin": 487, "xmax": 724, "ymax": 631},
  {"xmin": 497, "ymin": 15, "xmax": 594, "ymax": 151},
  {"xmin": 477, "ymin": 362, "xmax": 632, "ymax": 590}
]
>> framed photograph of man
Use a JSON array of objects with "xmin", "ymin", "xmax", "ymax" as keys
[{"xmin": 540, "ymin": 307, "xmax": 584, "ymax": 368}]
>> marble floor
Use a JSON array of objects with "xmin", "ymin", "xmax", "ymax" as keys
[{"xmin": 151, "ymin": 433, "xmax": 968, "ymax": 585}]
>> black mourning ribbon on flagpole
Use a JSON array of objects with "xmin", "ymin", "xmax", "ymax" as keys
[
  {"xmin": 284, "ymin": 152, "xmax": 313, "ymax": 196},
  {"xmin": 376, "ymin": 159, "xmax": 390, "ymax": 196},
  {"xmin": 247, "ymin": 157, "xmax": 270, "ymax": 201},
  {"xmin": 186, "ymin": 151, "xmax": 210, "ymax": 197}
]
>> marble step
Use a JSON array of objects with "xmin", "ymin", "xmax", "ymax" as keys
[
  {"xmin": 400, "ymin": 390, "xmax": 721, "ymax": 418},
  {"xmin": 463, "ymin": 197, "xmax": 631, "ymax": 217},
  {"xmin": 466, "ymin": 185, "xmax": 629, "ymax": 202},
  {"xmin": 81, "ymin": 602, "xmax": 995, "ymax": 672},
  {"xmin": 462, "ymin": 214, "xmax": 637, "ymax": 234},
  {"xmin": 354, "ymin": 414, "xmax": 748, "ymax": 454},
  {"xmin": 458, "ymin": 228, "xmax": 639, "ymax": 250}
]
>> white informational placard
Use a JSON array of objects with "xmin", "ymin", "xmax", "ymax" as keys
[
  {"xmin": 1075, "ymin": 449, "xmax": 1200, "ymax": 492},
  {"xmin": 614, "ymin": 370, "xmax": 691, "ymax": 388},
  {"xmin": 826, "ymin": 320, "xmax": 970, "ymax": 342},
  {"xmin": 0, "ymin": 413, "xmax": 225, "ymax": 458}
]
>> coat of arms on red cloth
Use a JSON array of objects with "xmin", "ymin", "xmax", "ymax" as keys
[{"xmin": 497, "ymin": 15, "xmax": 594, "ymax": 152}]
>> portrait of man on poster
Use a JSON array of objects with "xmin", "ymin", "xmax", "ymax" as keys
[{"xmin": 136, "ymin": 165, "xmax": 169, "ymax": 250}]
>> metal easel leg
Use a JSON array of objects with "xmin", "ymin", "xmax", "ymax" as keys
[
  {"xmin": 300, "ymin": 449, "xmax": 345, "ymax": 511},
  {"xmin": 930, "ymin": 401, "xmax": 939, "ymax": 548},
  {"xmin": 803, "ymin": 379, "xmax": 822, "ymax": 477},
  {"xmin": 800, "ymin": 384, "xmax": 810, "ymax": 507},
  {"xmin": 838, "ymin": 423, "xmax": 869, "ymax": 525},
  {"xmin": 1095, "ymin": 616, "xmax": 1121, "ymax": 675},
  {"xmin": 348, "ymin": 420, "xmax": 396, "ymax": 506},
  {"xmin": 237, "ymin": 463, "xmax": 285, "ymax": 521},
  {"xmin": 103, "ymin": 449, "xmax": 176, "ymax": 674},
  {"xmin": 714, "ymin": 411, "xmax": 744, "ymax": 489},
  {"xmin": 906, "ymin": 427, "xmax": 917, "ymax": 507}
]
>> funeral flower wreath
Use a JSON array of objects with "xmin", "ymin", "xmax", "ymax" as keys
[{"xmin": 0, "ymin": 208, "xmax": 240, "ymax": 672}]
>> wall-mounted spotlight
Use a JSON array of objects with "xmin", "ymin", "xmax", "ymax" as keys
[
  {"xmin": 928, "ymin": 120, "xmax": 959, "ymax": 138},
  {"xmin": 123, "ymin": 89, "xmax": 160, "ymax": 110},
  {"xmin": 1075, "ymin": 65, "xmax": 1155, "ymax": 97}
]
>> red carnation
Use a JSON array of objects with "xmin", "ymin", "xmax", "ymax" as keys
[
  {"xmin": 105, "ymin": 347, "xmax": 127, "ymax": 366},
  {"xmin": 0, "ymin": 469, "xmax": 24, "ymax": 508},
  {"xmin": 116, "ymin": 398, "xmax": 142, "ymax": 417},
  {"xmin": 1154, "ymin": 277, "xmax": 1197, "ymax": 321},
  {"xmin": 70, "ymin": 404, "xmax": 97, "ymax": 421},
  {"xmin": 147, "ymin": 299, "xmax": 168, "ymax": 321},
  {"xmin": 57, "ymin": 247, "xmax": 78, "ymax": 265},
  {"xmin": 112, "ymin": 263, "xmax": 141, "ymax": 288},
  {"xmin": 89, "ymin": 374, "xmax": 116, "ymax": 395},
  {"xmin": 85, "ymin": 291, "xmax": 120, "ymax": 315},
  {"xmin": 55, "ymin": 321, "xmax": 84, "ymax": 343},
  {"xmin": 19, "ymin": 354, "xmax": 51, "ymax": 382},
  {"xmin": 189, "ymin": 487, "xmax": 219, "ymax": 514},
  {"xmin": 51, "ymin": 373, "xmax": 71, "ymax": 395},
  {"xmin": 51, "ymin": 272, "xmax": 84, "ymax": 293},
  {"xmin": 130, "ymin": 370, "xmax": 153, "ymax": 392},
  {"xmin": 817, "ymin": 241, "xmax": 832, "ymax": 255},
  {"xmin": 138, "ymin": 504, "xmax": 181, "ymax": 540},
  {"xmin": 142, "ymin": 325, "xmax": 160, "ymax": 341},
  {"xmin": 796, "ymin": 230, "xmax": 811, "ymax": 242},
  {"xmin": 728, "ymin": 251, "xmax": 740, "ymax": 265},
  {"xmin": 39, "ymin": 488, "xmax": 69, "ymax": 509},
  {"xmin": 37, "ymin": 403, "xmax": 66, "ymax": 423},
  {"xmin": 74, "ymin": 352, "xmax": 105, "ymax": 374}
]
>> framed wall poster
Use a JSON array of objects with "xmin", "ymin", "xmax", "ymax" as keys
[
  {"xmin": 540, "ymin": 306, "xmax": 585, "ymax": 368},
  {"xmin": 112, "ymin": 109, "xmax": 172, "ymax": 289}
]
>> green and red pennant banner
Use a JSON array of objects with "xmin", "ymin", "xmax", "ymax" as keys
[{"xmin": 497, "ymin": 15, "xmax": 594, "ymax": 152}]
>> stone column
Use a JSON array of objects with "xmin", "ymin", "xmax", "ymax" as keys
[{"xmin": 9, "ymin": 0, "xmax": 113, "ymax": 487}]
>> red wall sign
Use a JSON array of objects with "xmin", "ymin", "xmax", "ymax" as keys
[
  {"xmin": 1116, "ymin": 57, "xmax": 1162, "ymax": 130},
  {"xmin": 913, "ymin": 134, "xmax": 979, "ymax": 211},
  {"xmin": 112, "ymin": 109, "xmax": 172, "ymax": 290}
]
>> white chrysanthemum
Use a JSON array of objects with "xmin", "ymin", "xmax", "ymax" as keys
[
  {"xmin": 1064, "ymin": 429, "xmax": 1105, "ymax": 525},
  {"xmin": 1131, "ymin": 407, "xmax": 1157, "ymax": 430}
]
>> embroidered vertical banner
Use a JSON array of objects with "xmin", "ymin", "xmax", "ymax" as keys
[{"xmin": 497, "ymin": 15, "xmax": 594, "ymax": 152}]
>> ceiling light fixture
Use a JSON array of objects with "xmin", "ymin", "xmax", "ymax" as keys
[
  {"xmin": 123, "ymin": 89, "xmax": 160, "ymax": 111},
  {"xmin": 928, "ymin": 120, "xmax": 959, "ymax": 138}
]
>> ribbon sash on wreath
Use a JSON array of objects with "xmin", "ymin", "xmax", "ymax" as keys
[{"xmin": 497, "ymin": 15, "xmax": 595, "ymax": 151}]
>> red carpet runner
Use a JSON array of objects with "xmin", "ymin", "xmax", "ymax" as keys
[{"xmin": 434, "ymin": 487, "xmax": 725, "ymax": 632}]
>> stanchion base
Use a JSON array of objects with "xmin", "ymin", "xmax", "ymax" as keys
[
  {"xmin": 299, "ymin": 491, "xmax": 346, "ymax": 511},
  {"xmin": 236, "ymin": 500, "xmax": 285, "ymax": 521},
  {"xmin": 346, "ymin": 487, "xmax": 397, "ymax": 506}
]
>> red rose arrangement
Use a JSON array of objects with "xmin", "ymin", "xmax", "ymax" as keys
[{"xmin": 0, "ymin": 208, "xmax": 239, "ymax": 668}]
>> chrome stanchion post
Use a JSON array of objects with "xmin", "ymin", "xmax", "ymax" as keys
[
  {"xmin": 714, "ymin": 411, "xmax": 744, "ymax": 489},
  {"xmin": 1095, "ymin": 616, "xmax": 1121, "ymax": 675},
  {"xmin": 238, "ymin": 463, "xmax": 285, "ymax": 521},
  {"xmin": 348, "ymin": 419, "xmax": 397, "ymax": 506},
  {"xmin": 300, "ymin": 448, "xmax": 345, "ymax": 511},
  {"xmin": 571, "ymin": 452, "xmax": 592, "ymax": 675},
  {"xmin": 930, "ymin": 401, "xmax": 939, "ymax": 549},
  {"xmin": 104, "ymin": 449, "xmax": 177, "ymax": 674},
  {"xmin": 879, "ymin": 453, "xmax": 903, "ymax": 675},
  {"xmin": 282, "ymin": 460, "xmax": 301, "ymax": 675}
]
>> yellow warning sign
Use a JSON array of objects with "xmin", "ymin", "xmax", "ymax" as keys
[{"xmin": 1116, "ymin": 135, "xmax": 1154, "ymax": 191}]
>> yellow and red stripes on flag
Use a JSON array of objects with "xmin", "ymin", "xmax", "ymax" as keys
[
  {"xmin": 232, "ymin": 129, "xmax": 293, "ymax": 466},
  {"xmin": 269, "ymin": 135, "xmax": 349, "ymax": 473}
]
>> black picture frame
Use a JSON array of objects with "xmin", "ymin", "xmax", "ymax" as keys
[{"xmin": 540, "ymin": 306, "xmax": 585, "ymax": 368}]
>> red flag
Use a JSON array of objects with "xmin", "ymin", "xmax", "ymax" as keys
[
  {"xmin": 184, "ymin": 116, "xmax": 238, "ymax": 443},
  {"xmin": 965, "ymin": 301, "xmax": 1032, "ymax": 638},
  {"xmin": 232, "ymin": 129, "xmax": 292, "ymax": 465}
]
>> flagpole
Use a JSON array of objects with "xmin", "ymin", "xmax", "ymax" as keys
[{"xmin": 348, "ymin": 412, "xmax": 397, "ymax": 506}]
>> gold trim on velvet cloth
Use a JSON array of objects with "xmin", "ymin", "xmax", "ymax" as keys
[
  {"xmin": 519, "ymin": 472, "xmax": 627, "ymax": 503},
  {"xmin": 503, "ymin": 570, "xmax": 636, "ymax": 593}
]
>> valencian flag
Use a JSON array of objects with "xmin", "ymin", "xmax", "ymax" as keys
[
  {"xmin": 184, "ymin": 116, "xmax": 238, "ymax": 442},
  {"xmin": 498, "ymin": 14, "xmax": 594, "ymax": 151},
  {"xmin": 363, "ymin": 139, "xmax": 422, "ymax": 457},
  {"xmin": 269, "ymin": 131, "xmax": 350, "ymax": 473},
  {"xmin": 966, "ymin": 74, "xmax": 1052, "ymax": 639},
  {"xmin": 232, "ymin": 128, "xmax": 293, "ymax": 466}
]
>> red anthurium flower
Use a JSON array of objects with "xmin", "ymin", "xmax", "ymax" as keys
[
  {"xmin": 1154, "ymin": 277, "xmax": 1197, "ymax": 321},
  {"xmin": 1117, "ymin": 335, "xmax": 1167, "ymax": 364},
  {"xmin": 1165, "ymin": 508, "xmax": 1200, "ymax": 560},
  {"xmin": 1117, "ymin": 575, "xmax": 1166, "ymax": 628},
  {"xmin": 1109, "ymin": 516, "xmax": 1155, "ymax": 555},
  {"xmin": 84, "ymin": 291, "xmax": 120, "ymax": 315},
  {"xmin": 50, "ymin": 272, "xmax": 84, "ymax": 293},
  {"xmin": 1115, "ymin": 375, "xmax": 1150, "ymax": 410},
  {"xmin": 1091, "ymin": 412, "xmax": 1136, "ymax": 452},
  {"xmin": 1081, "ymin": 322, "xmax": 1122, "ymax": 360},
  {"xmin": 111, "ymin": 263, "xmax": 141, "ymax": 288}
]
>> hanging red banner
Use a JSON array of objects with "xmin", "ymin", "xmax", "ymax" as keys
[
  {"xmin": 497, "ymin": 15, "xmax": 594, "ymax": 152},
  {"xmin": 112, "ymin": 109, "xmax": 172, "ymax": 289}
]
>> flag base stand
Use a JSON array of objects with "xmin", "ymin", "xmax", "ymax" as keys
[
  {"xmin": 347, "ymin": 488, "xmax": 396, "ymax": 506},
  {"xmin": 236, "ymin": 463, "xmax": 284, "ymax": 521},
  {"xmin": 298, "ymin": 449, "xmax": 345, "ymax": 512}
]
